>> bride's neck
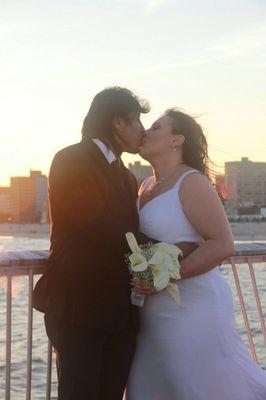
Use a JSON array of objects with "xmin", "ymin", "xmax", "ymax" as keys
[{"xmin": 150, "ymin": 154, "xmax": 184, "ymax": 181}]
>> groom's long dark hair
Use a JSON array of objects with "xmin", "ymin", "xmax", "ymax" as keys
[
  {"xmin": 81, "ymin": 86, "xmax": 150, "ymax": 153},
  {"xmin": 165, "ymin": 108, "xmax": 214, "ymax": 179}
]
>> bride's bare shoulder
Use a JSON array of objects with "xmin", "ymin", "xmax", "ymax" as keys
[
  {"xmin": 179, "ymin": 170, "xmax": 217, "ymax": 200},
  {"xmin": 181, "ymin": 170, "xmax": 213, "ymax": 190}
]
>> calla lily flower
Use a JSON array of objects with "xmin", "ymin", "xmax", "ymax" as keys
[
  {"xmin": 166, "ymin": 283, "xmax": 180, "ymax": 304},
  {"xmin": 129, "ymin": 253, "xmax": 148, "ymax": 272},
  {"xmin": 126, "ymin": 232, "xmax": 140, "ymax": 253},
  {"xmin": 152, "ymin": 244, "xmax": 182, "ymax": 280},
  {"xmin": 152, "ymin": 264, "xmax": 170, "ymax": 291},
  {"xmin": 153, "ymin": 242, "xmax": 183, "ymax": 259}
]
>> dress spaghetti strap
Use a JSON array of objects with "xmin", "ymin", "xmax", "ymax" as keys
[{"xmin": 174, "ymin": 169, "xmax": 201, "ymax": 191}]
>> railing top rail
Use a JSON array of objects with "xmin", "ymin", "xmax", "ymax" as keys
[
  {"xmin": 0, "ymin": 249, "xmax": 50, "ymax": 267},
  {"xmin": 234, "ymin": 242, "xmax": 266, "ymax": 256},
  {"xmin": 0, "ymin": 242, "xmax": 265, "ymax": 271}
]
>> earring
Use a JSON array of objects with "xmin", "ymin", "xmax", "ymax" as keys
[{"xmin": 172, "ymin": 144, "xmax": 177, "ymax": 152}]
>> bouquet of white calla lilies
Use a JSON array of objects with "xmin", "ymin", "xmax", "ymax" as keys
[{"xmin": 125, "ymin": 232, "xmax": 183, "ymax": 306}]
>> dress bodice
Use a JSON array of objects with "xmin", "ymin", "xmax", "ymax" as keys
[{"xmin": 138, "ymin": 169, "xmax": 204, "ymax": 244}]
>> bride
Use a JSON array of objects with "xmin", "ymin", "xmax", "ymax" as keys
[{"xmin": 126, "ymin": 109, "xmax": 266, "ymax": 400}]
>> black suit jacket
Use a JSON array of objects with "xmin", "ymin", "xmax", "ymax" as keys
[{"xmin": 33, "ymin": 138, "xmax": 143, "ymax": 331}]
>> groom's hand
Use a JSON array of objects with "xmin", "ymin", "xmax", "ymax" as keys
[{"xmin": 176, "ymin": 242, "xmax": 199, "ymax": 258}]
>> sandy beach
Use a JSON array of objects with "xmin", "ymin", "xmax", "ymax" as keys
[{"xmin": 0, "ymin": 222, "xmax": 265, "ymax": 241}]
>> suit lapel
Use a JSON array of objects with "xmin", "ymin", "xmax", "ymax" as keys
[
  {"xmin": 120, "ymin": 161, "xmax": 138, "ymax": 210},
  {"xmin": 81, "ymin": 138, "xmax": 120, "ymax": 190},
  {"xmin": 80, "ymin": 138, "xmax": 137, "ymax": 221}
]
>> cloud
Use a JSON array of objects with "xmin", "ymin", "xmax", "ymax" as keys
[
  {"xmin": 117, "ymin": 21, "xmax": 266, "ymax": 76},
  {"xmin": 90, "ymin": 53, "xmax": 233, "ymax": 79},
  {"xmin": 209, "ymin": 21, "xmax": 266, "ymax": 60},
  {"xmin": 87, "ymin": 20, "xmax": 266, "ymax": 79},
  {"xmin": 115, "ymin": 0, "xmax": 171, "ymax": 10},
  {"xmin": 145, "ymin": 0, "xmax": 169, "ymax": 8}
]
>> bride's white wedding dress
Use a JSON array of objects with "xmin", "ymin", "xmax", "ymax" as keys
[{"xmin": 126, "ymin": 170, "xmax": 266, "ymax": 400}]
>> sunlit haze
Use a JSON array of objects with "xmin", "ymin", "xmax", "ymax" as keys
[{"xmin": 1, "ymin": 0, "xmax": 266, "ymax": 185}]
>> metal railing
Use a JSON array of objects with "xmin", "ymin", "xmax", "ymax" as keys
[
  {"xmin": 0, "ymin": 243, "xmax": 266, "ymax": 399},
  {"xmin": 222, "ymin": 242, "xmax": 266, "ymax": 364},
  {"xmin": 0, "ymin": 251, "xmax": 50, "ymax": 400}
]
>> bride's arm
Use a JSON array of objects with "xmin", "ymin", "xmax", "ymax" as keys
[{"xmin": 178, "ymin": 173, "xmax": 234, "ymax": 279}]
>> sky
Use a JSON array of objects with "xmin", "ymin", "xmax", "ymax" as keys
[{"xmin": 1, "ymin": 0, "xmax": 266, "ymax": 186}]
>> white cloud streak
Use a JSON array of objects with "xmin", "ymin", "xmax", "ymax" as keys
[{"xmin": 92, "ymin": 20, "xmax": 266, "ymax": 78}]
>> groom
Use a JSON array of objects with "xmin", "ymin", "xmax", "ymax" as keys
[{"xmin": 33, "ymin": 87, "xmax": 196, "ymax": 400}]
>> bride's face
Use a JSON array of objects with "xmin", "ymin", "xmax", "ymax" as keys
[{"xmin": 139, "ymin": 116, "xmax": 177, "ymax": 160}]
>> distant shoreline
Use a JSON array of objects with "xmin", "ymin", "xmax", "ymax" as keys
[
  {"xmin": 0, "ymin": 223, "xmax": 50, "ymax": 238},
  {"xmin": 230, "ymin": 222, "xmax": 266, "ymax": 241},
  {"xmin": 0, "ymin": 222, "xmax": 265, "ymax": 242}
]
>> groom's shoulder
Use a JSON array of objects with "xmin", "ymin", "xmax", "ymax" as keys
[
  {"xmin": 52, "ymin": 142, "xmax": 90, "ymax": 166},
  {"xmin": 50, "ymin": 142, "xmax": 93, "ymax": 180},
  {"xmin": 54, "ymin": 142, "xmax": 83, "ymax": 158}
]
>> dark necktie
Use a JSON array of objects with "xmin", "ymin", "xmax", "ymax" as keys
[{"xmin": 110, "ymin": 158, "xmax": 125, "ymax": 191}]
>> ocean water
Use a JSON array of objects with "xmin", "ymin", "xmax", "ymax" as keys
[{"xmin": 0, "ymin": 235, "xmax": 266, "ymax": 399}]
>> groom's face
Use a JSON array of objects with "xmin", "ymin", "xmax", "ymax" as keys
[{"xmin": 113, "ymin": 112, "xmax": 145, "ymax": 154}]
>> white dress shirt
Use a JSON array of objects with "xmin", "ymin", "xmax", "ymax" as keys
[{"xmin": 92, "ymin": 138, "xmax": 117, "ymax": 164}]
